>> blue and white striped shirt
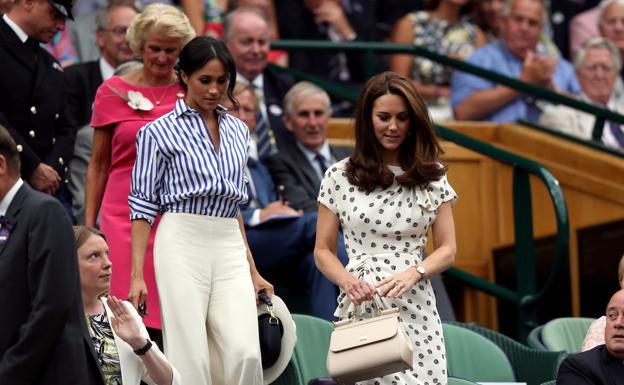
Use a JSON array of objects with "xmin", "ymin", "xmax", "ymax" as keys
[{"xmin": 129, "ymin": 99, "xmax": 249, "ymax": 224}]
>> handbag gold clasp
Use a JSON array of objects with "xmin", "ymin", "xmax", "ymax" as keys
[{"xmin": 267, "ymin": 304, "xmax": 279, "ymax": 325}]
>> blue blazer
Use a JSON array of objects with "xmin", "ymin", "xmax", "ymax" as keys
[{"xmin": 241, "ymin": 158, "xmax": 277, "ymax": 224}]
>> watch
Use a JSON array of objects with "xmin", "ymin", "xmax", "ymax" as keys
[
  {"xmin": 133, "ymin": 339, "xmax": 152, "ymax": 356},
  {"xmin": 415, "ymin": 265, "xmax": 427, "ymax": 281}
]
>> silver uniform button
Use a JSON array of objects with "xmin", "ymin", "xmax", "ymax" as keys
[
  {"xmin": 58, "ymin": 157, "xmax": 64, "ymax": 165},
  {"xmin": 54, "ymin": 113, "xmax": 59, "ymax": 120},
  {"xmin": 30, "ymin": 106, "xmax": 37, "ymax": 114},
  {"xmin": 28, "ymin": 130, "xmax": 35, "ymax": 138},
  {"xmin": 52, "ymin": 137, "xmax": 56, "ymax": 144},
  {"xmin": 16, "ymin": 144, "xmax": 23, "ymax": 152}
]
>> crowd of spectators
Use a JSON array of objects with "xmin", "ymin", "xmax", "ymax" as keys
[
  {"xmin": 0, "ymin": 0, "xmax": 621, "ymax": 323},
  {"xmin": 9, "ymin": 0, "xmax": 624, "ymax": 144},
  {"xmin": 1, "ymin": 0, "xmax": 624, "ymax": 383}
]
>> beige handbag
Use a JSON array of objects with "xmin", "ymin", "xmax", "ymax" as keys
[{"xmin": 326, "ymin": 300, "xmax": 414, "ymax": 385}]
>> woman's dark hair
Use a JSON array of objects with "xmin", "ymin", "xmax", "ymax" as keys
[
  {"xmin": 73, "ymin": 226, "xmax": 106, "ymax": 250},
  {"xmin": 347, "ymin": 71, "xmax": 445, "ymax": 192},
  {"xmin": 176, "ymin": 36, "xmax": 239, "ymax": 110}
]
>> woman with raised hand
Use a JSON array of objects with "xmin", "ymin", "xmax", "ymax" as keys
[{"xmin": 74, "ymin": 226, "xmax": 179, "ymax": 385}]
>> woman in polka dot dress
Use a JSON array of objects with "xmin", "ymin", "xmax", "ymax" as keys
[{"xmin": 315, "ymin": 71, "xmax": 457, "ymax": 385}]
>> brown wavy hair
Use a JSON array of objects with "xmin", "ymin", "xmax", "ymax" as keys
[
  {"xmin": 346, "ymin": 72, "xmax": 445, "ymax": 192},
  {"xmin": 73, "ymin": 226, "xmax": 106, "ymax": 250}
]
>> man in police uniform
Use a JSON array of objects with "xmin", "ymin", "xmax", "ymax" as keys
[{"xmin": 0, "ymin": 0, "xmax": 76, "ymax": 216}]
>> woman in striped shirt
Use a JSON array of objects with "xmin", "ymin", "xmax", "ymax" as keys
[{"xmin": 128, "ymin": 36, "xmax": 272, "ymax": 385}]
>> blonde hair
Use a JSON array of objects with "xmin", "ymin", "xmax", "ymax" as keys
[
  {"xmin": 232, "ymin": 82, "xmax": 258, "ymax": 111},
  {"xmin": 126, "ymin": 3, "xmax": 196, "ymax": 57}
]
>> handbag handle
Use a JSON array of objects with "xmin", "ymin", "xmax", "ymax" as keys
[
  {"xmin": 348, "ymin": 292, "xmax": 387, "ymax": 320},
  {"xmin": 259, "ymin": 293, "xmax": 279, "ymax": 326}
]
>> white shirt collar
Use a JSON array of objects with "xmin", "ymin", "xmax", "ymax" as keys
[
  {"xmin": 579, "ymin": 92, "xmax": 617, "ymax": 109},
  {"xmin": 99, "ymin": 57, "xmax": 115, "ymax": 81},
  {"xmin": 237, "ymin": 73, "xmax": 264, "ymax": 93},
  {"xmin": 297, "ymin": 140, "xmax": 332, "ymax": 164},
  {"xmin": 0, "ymin": 178, "xmax": 23, "ymax": 216},
  {"xmin": 248, "ymin": 137, "xmax": 259, "ymax": 161},
  {"xmin": 3, "ymin": 14, "xmax": 29, "ymax": 43}
]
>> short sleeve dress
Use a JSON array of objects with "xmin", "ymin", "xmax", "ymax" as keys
[
  {"xmin": 318, "ymin": 158, "xmax": 457, "ymax": 385},
  {"xmin": 90, "ymin": 76, "xmax": 184, "ymax": 329}
]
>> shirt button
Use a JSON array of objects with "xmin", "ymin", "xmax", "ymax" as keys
[
  {"xmin": 16, "ymin": 145, "xmax": 23, "ymax": 152},
  {"xmin": 28, "ymin": 130, "xmax": 35, "ymax": 138},
  {"xmin": 30, "ymin": 106, "xmax": 37, "ymax": 114},
  {"xmin": 58, "ymin": 157, "xmax": 64, "ymax": 165}
]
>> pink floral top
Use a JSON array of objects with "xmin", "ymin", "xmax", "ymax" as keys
[{"xmin": 582, "ymin": 316, "xmax": 606, "ymax": 351}]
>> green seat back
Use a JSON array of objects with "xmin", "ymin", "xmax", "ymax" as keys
[
  {"xmin": 443, "ymin": 323, "xmax": 515, "ymax": 382},
  {"xmin": 448, "ymin": 377, "xmax": 480, "ymax": 385},
  {"xmin": 527, "ymin": 325, "xmax": 547, "ymax": 351},
  {"xmin": 541, "ymin": 317, "xmax": 595, "ymax": 354},
  {"xmin": 270, "ymin": 314, "xmax": 333, "ymax": 385},
  {"xmin": 292, "ymin": 314, "xmax": 333, "ymax": 384},
  {"xmin": 447, "ymin": 321, "xmax": 567, "ymax": 385}
]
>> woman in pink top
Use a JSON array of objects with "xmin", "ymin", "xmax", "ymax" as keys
[
  {"xmin": 582, "ymin": 255, "xmax": 624, "ymax": 350},
  {"xmin": 86, "ymin": 4, "xmax": 195, "ymax": 331}
]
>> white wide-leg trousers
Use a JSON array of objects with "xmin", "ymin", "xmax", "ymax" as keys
[{"xmin": 154, "ymin": 213, "xmax": 262, "ymax": 385}]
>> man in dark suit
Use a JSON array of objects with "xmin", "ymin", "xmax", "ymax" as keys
[
  {"xmin": 226, "ymin": 82, "xmax": 347, "ymax": 320},
  {"xmin": 223, "ymin": 6, "xmax": 295, "ymax": 158},
  {"xmin": 243, "ymin": 155, "xmax": 348, "ymax": 320},
  {"xmin": 65, "ymin": 3, "xmax": 137, "ymax": 224},
  {"xmin": 0, "ymin": 124, "xmax": 103, "ymax": 385},
  {"xmin": 0, "ymin": 0, "xmax": 77, "ymax": 216},
  {"xmin": 556, "ymin": 289, "xmax": 624, "ymax": 384},
  {"xmin": 266, "ymin": 81, "xmax": 351, "ymax": 213},
  {"xmin": 274, "ymin": 0, "xmax": 378, "ymax": 85}
]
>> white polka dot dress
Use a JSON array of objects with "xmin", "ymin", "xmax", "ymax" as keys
[{"xmin": 318, "ymin": 158, "xmax": 457, "ymax": 385}]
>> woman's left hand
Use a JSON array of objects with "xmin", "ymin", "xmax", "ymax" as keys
[
  {"xmin": 251, "ymin": 271, "xmax": 274, "ymax": 304},
  {"xmin": 108, "ymin": 295, "xmax": 145, "ymax": 350},
  {"xmin": 376, "ymin": 267, "xmax": 420, "ymax": 299}
]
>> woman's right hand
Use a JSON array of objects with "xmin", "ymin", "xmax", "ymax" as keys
[
  {"xmin": 128, "ymin": 276, "xmax": 148, "ymax": 315},
  {"xmin": 340, "ymin": 276, "xmax": 376, "ymax": 305}
]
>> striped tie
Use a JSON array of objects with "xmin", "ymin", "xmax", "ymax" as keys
[
  {"xmin": 254, "ymin": 111, "xmax": 278, "ymax": 159},
  {"xmin": 251, "ymin": 84, "xmax": 278, "ymax": 159}
]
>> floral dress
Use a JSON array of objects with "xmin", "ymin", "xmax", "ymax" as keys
[
  {"xmin": 87, "ymin": 312, "xmax": 122, "ymax": 385},
  {"xmin": 410, "ymin": 11, "xmax": 480, "ymax": 86},
  {"xmin": 318, "ymin": 158, "xmax": 457, "ymax": 385}
]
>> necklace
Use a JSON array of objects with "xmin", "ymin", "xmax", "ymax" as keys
[{"xmin": 147, "ymin": 83, "xmax": 176, "ymax": 106}]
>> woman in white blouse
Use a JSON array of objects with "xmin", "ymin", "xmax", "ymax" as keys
[{"xmin": 128, "ymin": 36, "xmax": 272, "ymax": 385}]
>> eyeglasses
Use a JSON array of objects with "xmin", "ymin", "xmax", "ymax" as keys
[{"xmin": 103, "ymin": 26, "xmax": 128, "ymax": 36}]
